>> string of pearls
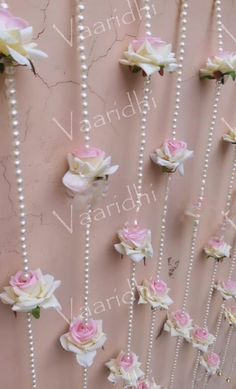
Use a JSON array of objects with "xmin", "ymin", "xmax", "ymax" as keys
[
  {"xmin": 169, "ymin": 1, "xmax": 223, "ymax": 385},
  {"xmin": 191, "ymin": 139, "xmax": 236, "ymax": 389},
  {"xmin": 126, "ymin": 0, "xmax": 153, "ymax": 359},
  {"xmin": 75, "ymin": 0, "xmax": 90, "ymax": 149},
  {"xmin": 144, "ymin": 0, "xmax": 190, "ymax": 381},
  {"xmin": 5, "ymin": 64, "xmax": 37, "ymax": 388},
  {"xmin": 75, "ymin": 2, "xmax": 93, "ymax": 388}
]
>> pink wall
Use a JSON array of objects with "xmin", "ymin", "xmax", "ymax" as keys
[{"xmin": 0, "ymin": 0, "xmax": 236, "ymax": 388}]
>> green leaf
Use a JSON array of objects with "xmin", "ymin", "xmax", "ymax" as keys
[
  {"xmin": 31, "ymin": 306, "xmax": 41, "ymax": 319},
  {"xmin": 131, "ymin": 65, "xmax": 141, "ymax": 73}
]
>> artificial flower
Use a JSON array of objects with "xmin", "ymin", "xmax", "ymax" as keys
[
  {"xmin": 106, "ymin": 351, "xmax": 144, "ymax": 386},
  {"xmin": 164, "ymin": 310, "xmax": 193, "ymax": 340},
  {"xmin": 60, "ymin": 316, "xmax": 106, "ymax": 367},
  {"xmin": 200, "ymin": 352, "xmax": 220, "ymax": 375},
  {"xmin": 215, "ymin": 279, "xmax": 236, "ymax": 300},
  {"xmin": 119, "ymin": 36, "xmax": 177, "ymax": 76},
  {"xmin": 114, "ymin": 223, "xmax": 153, "ymax": 263},
  {"xmin": 136, "ymin": 378, "xmax": 161, "ymax": 389},
  {"xmin": 223, "ymin": 305, "xmax": 236, "ymax": 327},
  {"xmin": 222, "ymin": 127, "xmax": 236, "ymax": 144},
  {"xmin": 190, "ymin": 326, "xmax": 215, "ymax": 353},
  {"xmin": 62, "ymin": 146, "xmax": 118, "ymax": 201},
  {"xmin": 150, "ymin": 139, "xmax": 193, "ymax": 175},
  {"xmin": 0, "ymin": 9, "xmax": 47, "ymax": 72},
  {"xmin": 204, "ymin": 237, "xmax": 231, "ymax": 261},
  {"xmin": 200, "ymin": 52, "xmax": 236, "ymax": 83},
  {"xmin": 137, "ymin": 277, "xmax": 173, "ymax": 310},
  {"xmin": 0, "ymin": 269, "xmax": 61, "ymax": 318}
]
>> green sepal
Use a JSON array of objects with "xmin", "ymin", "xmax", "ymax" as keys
[
  {"xmin": 131, "ymin": 65, "xmax": 141, "ymax": 73},
  {"xmin": 31, "ymin": 306, "xmax": 41, "ymax": 319}
]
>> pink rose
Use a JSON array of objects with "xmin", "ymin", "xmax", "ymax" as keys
[
  {"xmin": 173, "ymin": 310, "xmax": 191, "ymax": 328},
  {"xmin": 151, "ymin": 279, "xmax": 168, "ymax": 296},
  {"xmin": 223, "ymin": 280, "xmax": 236, "ymax": 293},
  {"xmin": 204, "ymin": 237, "xmax": 231, "ymax": 260},
  {"xmin": 119, "ymin": 352, "xmax": 137, "ymax": 372},
  {"xmin": 70, "ymin": 318, "xmax": 98, "ymax": 344},
  {"xmin": 10, "ymin": 270, "xmax": 38, "ymax": 289},
  {"xmin": 165, "ymin": 140, "xmax": 187, "ymax": 156},
  {"xmin": 193, "ymin": 327, "xmax": 209, "ymax": 342},
  {"xmin": 132, "ymin": 37, "xmax": 165, "ymax": 51},
  {"xmin": 72, "ymin": 147, "xmax": 105, "ymax": 161},
  {"xmin": 123, "ymin": 226, "xmax": 149, "ymax": 247},
  {"xmin": 206, "ymin": 352, "xmax": 220, "ymax": 368}
]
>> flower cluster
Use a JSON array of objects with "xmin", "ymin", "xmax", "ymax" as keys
[
  {"xmin": 215, "ymin": 279, "xmax": 236, "ymax": 300},
  {"xmin": 137, "ymin": 278, "xmax": 173, "ymax": 310},
  {"xmin": 200, "ymin": 352, "xmax": 220, "ymax": 375},
  {"xmin": 0, "ymin": 9, "xmax": 47, "ymax": 72},
  {"xmin": 204, "ymin": 237, "xmax": 231, "ymax": 261},
  {"xmin": 200, "ymin": 52, "xmax": 236, "ymax": 83},
  {"xmin": 0, "ymin": 269, "xmax": 61, "ymax": 318},
  {"xmin": 60, "ymin": 317, "xmax": 106, "ymax": 367},
  {"xmin": 62, "ymin": 147, "xmax": 118, "ymax": 203},
  {"xmin": 150, "ymin": 139, "xmax": 193, "ymax": 176},
  {"xmin": 114, "ymin": 224, "xmax": 153, "ymax": 263},
  {"xmin": 164, "ymin": 310, "xmax": 193, "ymax": 340},
  {"xmin": 119, "ymin": 36, "xmax": 177, "ymax": 77},
  {"xmin": 190, "ymin": 326, "xmax": 215, "ymax": 353},
  {"xmin": 106, "ymin": 351, "xmax": 144, "ymax": 387},
  {"xmin": 223, "ymin": 305, "xmax": 236, "ymax": 327}
]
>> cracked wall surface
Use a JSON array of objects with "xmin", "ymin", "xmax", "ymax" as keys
[{"xmin": 0, "ymin": 0, "xmax": 236, "ymax": 388}]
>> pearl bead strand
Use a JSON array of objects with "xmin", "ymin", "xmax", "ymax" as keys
[
  {"xmin": 75, "ymin": 0, "xmax": 90, "ymax": 149},
  {"xmin": 170, "ymin": 0, "xmax": 224, "ymax": 383},
  {"xmin": 190, "ymin": 142, "xmax": 236, "ymax": 389},
  {"xmin": 4, "ymin": 63, "xmax": 37, "ymax": 388},
  {"xmin": 75, "ymin": 2, "xmax": 93, "ymax": 388}
]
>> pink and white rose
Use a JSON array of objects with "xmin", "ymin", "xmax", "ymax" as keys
[
  {"xmin": 0, "ymin": 269, "xmax": 61, "ymax": 316},
  {"xmin": 164, "ymin": 310, "xmax": 193, "ymax": 340},
  {"xmin": 114, "ymin": 224, "xmax": 153, "ymax": 263},
  {"xmin": 60, "ymin": 316, "xmax": 107, "ymax": 367},
  {"xmin": 190, "ymin": 326, "xmax": 215, "ymax": 353},
  {"xmin": 204, "ymin": 237, "xmax": 231, "ymax": 261},
  {"xmin": 119, "ymin": 36, "xmax": 177, "ymax": 76},
  {"xmin": 215, "ymin": 279, "xmax": 236, "ymax": 300},
  {"xmin": 200, "ymin": 352, "xmax": 220, "ymax": 375},
  {"xmin": 223, "ymin": 305, "xmax": 236, "ymax": 326},
  {"xmin": 150, "ymin": 139, "xmax": 193, "ymax": 175},
  {"xmin": 136, "ymin": 378, "xmax": 161, "ymax": 389},
  {"xmin": 200, "ymin": 52, "xmax": 236, "ymax": 83},
  {"xmin": 222, "ymin": 127, "xmax": 236, "ymax": 144},
  {"xmin": 0, "ymin": 9, "xmax": 47, "ymax": 70},
  {"xmin": 62, "ymin": 146, "xmax": 118, "ymax": 200},
  {"xmin": 106, "ymin": 351, "xmax": 144, "ymax": 386},
  {"xmin": 137, "ymin": 278, "xmax": 173, "ymax": 310}
]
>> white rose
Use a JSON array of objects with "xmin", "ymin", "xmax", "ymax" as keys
[
  {"xmin": 222, "ymin": 128, "xmax": 236, "ymax": 144},
  {"xmin": 215, "ymin": 279, "xmax": 236, "ymax": 300},
  {"xmin": 200, "ymin": 52, "xmax": 236, "ymax": 83},
  {"xmin": 62, "ymin": 147, "xmax": 118, "ymax": 197},
  {"xmin": 0, "ymin": 9, "xmax": 47, "ymax": 70},
  {"xmin": 200, "ymin": 352, "xmax": 220, "ymax": 375},
  {"xmin": 114, "ymin": 224, "xmax": 153, "ymax": 263},
  {"xmin": 150, "ymin": 139, "xmax": 193, "ymax": 176},
  {"xmin": 190, "ymin": 326, "xmax": 215, "ymax": 353},
  {"xmin": 137, "ymin": 278, "xmax": 173, "ymax": 310},
  {"xmin": 60, "ymin": 317, "xmax": 106, "ymax": 367},
  {"xmin": 119, "ymin": 37, "xmax": 177, "ymax": 76},
  {"xmin": 106, "ymin": 351, "xmax": 144, "ymax": 387},
  {"xmin": 204, "ymin": 237, "xmax": 231, "ymax": 261},
  {"xmin": 164, "ymin": 310, "xmax": 193, "ymax": 340},
  {"xmin": 0, "ymin": 269, "xmax": 61, "ymax": 315},
  {"xmin": 224, "ymin": 305, "xmax": 236, "ymax": 326}
]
